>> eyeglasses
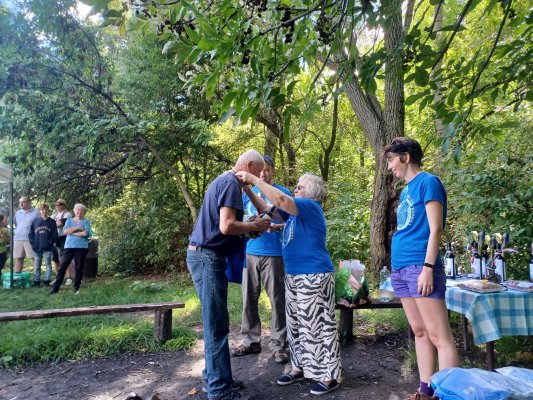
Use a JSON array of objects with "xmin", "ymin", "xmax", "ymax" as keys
[
  {"xmin": 295, "ymin": 185, "xmax": 306, "ymax": 191},
  {"xmin": 55, "ymin": 203, "xmax": 64, "ymax": 206}
]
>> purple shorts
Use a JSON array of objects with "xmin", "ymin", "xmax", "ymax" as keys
[{"xmin": 391, "ymin": 265, "xmax": 447, "ymax": 299}]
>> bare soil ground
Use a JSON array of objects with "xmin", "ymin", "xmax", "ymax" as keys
[{"xmin": 0, "ymin": 327, "xmax": 417, "ymax": 400}]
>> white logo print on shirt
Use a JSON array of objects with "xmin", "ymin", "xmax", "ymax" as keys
[{"xmin": 397, "ymin": 195, "xmax": 415, "ymax": 231}]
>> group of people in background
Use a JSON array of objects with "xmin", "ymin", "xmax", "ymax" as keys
[
  {"xmin": 187, "ymin": 137, "xmax": 458, "ymax": 400},
  {"xmin": 1, "ymin": 196, "xmax": 93, "ymax": 294}
]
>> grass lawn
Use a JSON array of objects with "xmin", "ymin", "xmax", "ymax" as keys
[
  {"xmin": 2, "ymin": 272, "xmax": 529, "ymax": 370},
  {"xmin": 0, "ymin": 273, "xmax": 278, "ymax": 367}
]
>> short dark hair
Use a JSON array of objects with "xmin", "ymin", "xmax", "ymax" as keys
[
  {"xmin": 263, "ymin": 154, "xmax": 275, "ymax": 167},
  {"xmin": 383, "ymin": 137, "xmax": 423, "ymax": 167}
]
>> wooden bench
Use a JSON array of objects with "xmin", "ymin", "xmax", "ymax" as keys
[
  {"xmin": 0, "ymin": 302, "xmax": 185, "ymax": 343},
  {"xmin": 335, "ymin": 299, "xmax": 409, "ymax": 346}
]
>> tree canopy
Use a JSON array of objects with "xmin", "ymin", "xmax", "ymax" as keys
[{"xmin": 0, "ymin": 0, "xmax": 531, "ymax": 276}]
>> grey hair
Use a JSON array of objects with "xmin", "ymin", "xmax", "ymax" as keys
[
  {"xmin": 73, "ymin": 203, "xmax": 87, "ymax": 212},
  {"xmin": 300, "ymin": 173, "xmax": 326, "ymax": 203},
  {"xmin": 235, "ymin": 150, "xmax": 264, "ymax": 169}
]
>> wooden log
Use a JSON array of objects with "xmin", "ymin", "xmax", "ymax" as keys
[{"xmin": 0, "ymin": 302, "xmax": 185, "ymax": 322}]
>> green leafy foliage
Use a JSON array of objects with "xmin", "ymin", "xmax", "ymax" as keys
[
  {"xmin": 444, "ymin": 132, "xmax": 532, "ymax": 279},
  {"xmin": 91, "ymin": 179, "xmax": 192, "ymax": 274},
  {"xmin": 325, "ymin": 181, "xmax": 372, "ymax": 267}
]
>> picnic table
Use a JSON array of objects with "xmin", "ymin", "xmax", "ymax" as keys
[{"xmin": 445, "ymin": 286, "xmax": 533, "ymax": 370}]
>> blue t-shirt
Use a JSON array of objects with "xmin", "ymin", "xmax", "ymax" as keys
[
  {"xmin": 189, "ymin": 172, "xmax": 245, "ymax": 256},
  {"xmin": 280, "ymin": 198, "xmax": 334, "ymax": 275},
  {"xmin": 64, "ymin": 218, "xmax": 92, "ymax": 249},
  {"xmin": 244, "ymin": 184, "xmax": 291, "ymax": 257},
  {"xmin": 391, "ymin": 172, "xmax": 447, "ymax": 270}
]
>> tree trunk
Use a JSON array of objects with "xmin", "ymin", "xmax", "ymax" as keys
[
  {"xmin": 342, "ymin": 0, "xmax": 404, "ymax": 275},
  {"xmin": 318, "ymin": 94, "xmax": 338, "ymax": 182},
  {"xmin": 432, "ymin": 2, "xmax": 447, "ymax": 139},
  {"xmin": 256, "ymin": 109, "xmax": 298, "ymax": 187}
]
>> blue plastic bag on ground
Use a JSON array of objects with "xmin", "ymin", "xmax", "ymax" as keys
[
  {"xmin": 431, "ymin": 368, "xmax": 512, "ymax": 400},
  {"xmin": 495, "ymin": 367, "xmax": 533, "ymax": 399}
]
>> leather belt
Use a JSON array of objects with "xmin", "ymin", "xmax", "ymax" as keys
[{"xmin": 188, "ymin": 244, "xmax": 201, "ymax": 251}]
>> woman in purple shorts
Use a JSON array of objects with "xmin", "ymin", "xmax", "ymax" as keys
[{"xmin": 384, "ymin": 137, "xmax": 459, "ymax": 400}]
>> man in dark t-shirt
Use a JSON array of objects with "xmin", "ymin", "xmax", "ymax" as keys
[{"xmin": 187, "ymin": 150, "xmax": 271, "ymax": 400}]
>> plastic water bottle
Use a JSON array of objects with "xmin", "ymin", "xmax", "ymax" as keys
[{"xmin": 379, "ymin": 266, "xmax": 393, "ymax": 302}]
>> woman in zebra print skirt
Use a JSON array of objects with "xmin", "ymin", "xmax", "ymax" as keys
[{"xmin": 236, "ymin": 171, "xmax": 341, "ymax": 396}]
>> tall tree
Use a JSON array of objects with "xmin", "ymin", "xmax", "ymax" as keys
[
  {"xmin": 0, "ymin": 0, "xmax": 226, "ymax": 219},
  {"xmin": 120, "ymin": 0, "xmax": 527, "ymax": 272}
]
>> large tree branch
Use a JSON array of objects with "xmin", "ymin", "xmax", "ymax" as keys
[
  {"xmin": 467, "ymin": 0, "xmax": 512, "ymax": 100},
  {"xmin": 37, "ymin": 62, "xmax": 198, "ymax": 221},
  {"xmin": 431, "ymin": 0, "xmax": 475, "ymax": 71}
]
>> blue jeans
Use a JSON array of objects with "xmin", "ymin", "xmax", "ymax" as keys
[
  {"xmin": 33, "ymin": 251, "xmax": 52, "ymax": 282},
  {"xmin": 187, "ymin": 248, "xmax": 233, "ymax": 399}
]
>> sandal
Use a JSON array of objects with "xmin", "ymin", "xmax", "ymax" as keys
[
  {"xmin": 274, "ymin": 350, "xmax": 288, "ymax": 364},
  {"xmin": 232, "ymin": 343, "xmax": 261, "ymax": 356},
  {"xmin": 276, "ymin": 371, "xmax": 305, "ymax": 386}
]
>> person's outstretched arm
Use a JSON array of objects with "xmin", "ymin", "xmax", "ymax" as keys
[{"xmin": 236, "ymin": 172, "xmax": 298, "ymax": 215}]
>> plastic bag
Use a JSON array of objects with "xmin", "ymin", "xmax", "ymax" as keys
[
  {"xmin": 495, "ymin": 367, "xmax": 533, "ymax": 399},
  {"xmin": 431, "ymin": 368, "xmax": 512, "ymax": 400},
  {"xmin": 335, "ymin": 260, "xmax": 369, "ymax": 305}
]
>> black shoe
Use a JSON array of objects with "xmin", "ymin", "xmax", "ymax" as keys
[
  {"xmin": 310, "ymin": 380, "xmax": 339, "ymax": 395},
  {"xmin": 202, "ymin": 379, "xmax": 244, "ymax": 394},
  {"xmin": 44, "ymin": 280, "xmax": 50, "ymax": 286},
  {"xmin": 48, "ymin": 289, "xmax": 58, "ymax": 295},
  {"xmin": 32, "ymin": 281, "xmax": 40, "ymax": 288}
]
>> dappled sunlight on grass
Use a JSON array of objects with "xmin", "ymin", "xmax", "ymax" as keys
[
  {"xmin": 0, "ymin": 274, "xmax": 426, "ymax": 367},
  {"xmin": 88, "ymin": 321, "xmax": 139, "ymax": 340}
]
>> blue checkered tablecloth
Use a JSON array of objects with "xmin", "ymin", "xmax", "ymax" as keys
[{"xmin": 445, "ymin": 286, "xmax": 533, "ymax": 345}]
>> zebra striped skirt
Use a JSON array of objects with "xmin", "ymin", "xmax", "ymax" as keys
[{"xmin": 285, "ymin": 272, "xmax": 342, "ymax": 382}]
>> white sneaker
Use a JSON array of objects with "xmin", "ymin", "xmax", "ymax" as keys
[{"xmin": 65, "ymin": 278, "xmax": 72, "ymax": 285}]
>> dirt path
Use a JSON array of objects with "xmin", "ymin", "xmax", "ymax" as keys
[{"xmin": 0, "ymin": 328, "xmax": 417, "ymax": 400}]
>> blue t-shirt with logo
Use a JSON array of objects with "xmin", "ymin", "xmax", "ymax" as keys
[
  {"xmin": 280, "ymin": 198, "xmax": 334, "ymax": 275},
  {"xmin": 189, "ymin": 172, "xmax": 245, "ymax": 256},
  {"xmin": 244, "ymin": 184, "xmax": 291, "ymax": 257},
  {"xmin": 391, "ymin": 172, "xmax": 447, "ymax": 270}
]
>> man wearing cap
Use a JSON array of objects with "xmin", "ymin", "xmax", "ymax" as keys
[
  {"xmin": 232, "ymin": 154, "xmax": 291, "ymax": 364},
  {"xmin": 13, "ymin": 196, "xmax": 40, "ymax": 273},
  {"xmin": 51, "ymin": 199, "xmax": 73, "ymax": 283}
]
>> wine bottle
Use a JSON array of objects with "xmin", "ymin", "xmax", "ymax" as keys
[
  {"xmin": 494, "ymin": 244, "xmax": 506, "ymax": 283},
  {"xmin": 529, "ymin": 241, "xmax": 533, "ymax": 282},
  {"xmin": 444, "ymin": 242, "xmax": 456, "ymax": 279},
  {"xmin": 471, "ymin": 240, "xmax": 482, "ymax": 278}
]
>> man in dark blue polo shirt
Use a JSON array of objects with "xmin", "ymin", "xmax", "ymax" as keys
[{"xmin": 187, "ymin": 150, "xmax": 271, "ymax": 400}]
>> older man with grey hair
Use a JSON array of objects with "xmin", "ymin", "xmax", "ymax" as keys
[
  {"xmin": 14, "ymin": 196, "xmax": 40, "ymax": 273},
  {"xmin": 187, "ymin": 149, "xmax": 271, "ymax": 400}
]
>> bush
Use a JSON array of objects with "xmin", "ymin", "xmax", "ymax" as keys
[
  {"xmin": 325, "ymin": 180, "xmax": 372, "ymax": 266},
  {"xmin": 91, "ymin": 177, "xmax": 192, "ymax": 275}
]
